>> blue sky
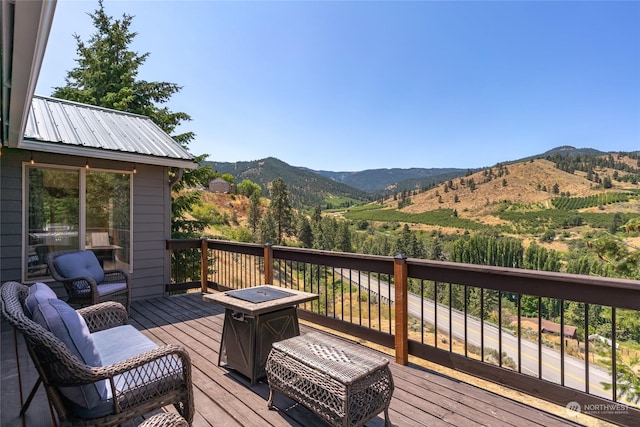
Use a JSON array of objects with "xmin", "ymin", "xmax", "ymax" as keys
[{"xmin": 36, "ymin": 0, "xmax": 640, "ymax": 171}]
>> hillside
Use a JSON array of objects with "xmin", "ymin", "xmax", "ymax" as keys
[
  {"xmin": 205, "ymin": 147, "xmax": 639, "ymax": 212},
  {"xmin": 206, "ymin": 157, "xmax": 368, "ymax": 208},
  {"xmin": 395, "ymin": 158, "xmax": 639, "ymax": 215},
  {"xmin": 308, "ymin": 167, "xmax": 469, "ymax": 194}
]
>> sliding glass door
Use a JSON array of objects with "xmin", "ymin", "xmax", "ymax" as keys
[{"xmin": 25, "ymin": 164, "xmax": 132, "ymax": 281}]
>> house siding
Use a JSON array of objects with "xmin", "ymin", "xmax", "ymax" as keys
[
  {"xmin": 132, "ymin": 162, "xmax": 172, "ymax": 300},
  {"xmin": 0, "ymin": 148, "xmax": 171, "ymax": 300},
  {"xmin": 0, "ymin": 150, "xmax": 28, "ymax": 286}
]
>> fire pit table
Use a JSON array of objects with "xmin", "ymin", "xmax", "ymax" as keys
[{"xmin": 203, "ymin": 285, "xmax": 318, "ymax": 385}]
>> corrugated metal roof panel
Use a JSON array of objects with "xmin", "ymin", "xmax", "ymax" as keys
[{"xmin": 24, "ymin": 95, "xmax": 195, "ymax": 163}]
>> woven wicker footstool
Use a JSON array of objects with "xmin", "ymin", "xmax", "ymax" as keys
[
  {"xmin": 139, "ymin": 412, "xmax": 189, "ymax": 427},
  {"xmin": 265, "ymin": 332, "xmax": 394, "ymax": 427}
]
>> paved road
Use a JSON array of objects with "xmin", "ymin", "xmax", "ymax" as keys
[{"xmin": 335, "ymin": 268, "xmax": 616, "ymax": 401}]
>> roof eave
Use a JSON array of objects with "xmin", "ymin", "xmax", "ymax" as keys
[
  {"xmin": 2, "ymin": 0, "xmax": 57, "ymax": 147},
  {"xmin": 21, "ymin": 139, "xmax": 199, "ymax": 169}
]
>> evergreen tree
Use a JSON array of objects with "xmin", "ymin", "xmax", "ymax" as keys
[
  {"xmin": 313, "ymin": 216, "xmax": 337, "ymax": 250},
  {"xmin": 311, "ymin": 206, "xmax": 322, "ymax": 224},
  {"xmin": 337, "ymin": 221, "xmax": 352, "ymax": 252},
  {"xmin": 296, "ymin": 215, "xmax": 313, "ymax": 248},
  {"xmin": 268, "ymin": 178, "xmax": 293, "ymax": 245},
  {"xmin": 259, "ymin": 210, "xmax": 277, "ymax": 244},
  {"xmin": 52, "ymin": 1, "xmax": 190, "ymax": 139},
  {"xmin": 247, "ymin": 191, "xmax": 262, "ymax": 236},
  {"xmin": 51, "ymin": 0, "xmax": 213, "ymax": 238}
]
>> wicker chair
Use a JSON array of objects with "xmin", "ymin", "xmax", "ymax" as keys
[
  {"xmin": 47, "ymin": 250, "xmax": 131, "ymax": 311},
  {"xmin": 0, "ymin": 281, "xmax": 194, "ymax": 426}
]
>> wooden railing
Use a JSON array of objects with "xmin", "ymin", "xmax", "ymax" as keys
[{"xmin": 166, "ymin": 238, "xmax": 640, "ymax": 425}]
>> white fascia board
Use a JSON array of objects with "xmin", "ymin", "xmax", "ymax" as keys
[
  {"xmin": 20, "ymin": 139, "xmax": 199, "ymax": 169},
  {"xmin": 6, "ymin": 0, "xmax": 57, "ymax": 147}
]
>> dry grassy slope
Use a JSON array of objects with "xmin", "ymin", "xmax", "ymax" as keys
[
  {"xmin": 395, "ymin": 158, "xmax": 639, "ymax": 218},
  {"xmin": 200, "ymin": 192, "xmax": 260, "ymax": 227}
]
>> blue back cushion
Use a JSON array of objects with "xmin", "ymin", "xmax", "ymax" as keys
[
  {"xmin": 25, "ymin": 282, "xmax": 57, "ymax": 317},
  {"xmin": 55, "ymin": 251, "xmax": 104, "ymax": 284},
  {"xmin": 31, "ymin": 298, "xmax": 107, "ymax": 408}
]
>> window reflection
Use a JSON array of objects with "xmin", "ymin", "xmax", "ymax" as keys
[
  {"xmin": 86, "ymin": 171, "xmax": 131, "ymax": 270},
  {"xmin": 28, "ymin": 168, "xmax": 79, "ymax": 280},
  {"xmin": 26, "ymin": 166, "xmax": 131, "ymax": 281}
]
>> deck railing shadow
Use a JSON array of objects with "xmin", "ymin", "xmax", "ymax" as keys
[{"xmin": 166, "ymin": 238, "xmax": 640, "ymax": 426}]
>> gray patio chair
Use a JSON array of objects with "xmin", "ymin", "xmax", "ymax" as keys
[
  {"xmin": 0, "ymin": 281, "xmax": 194, "ymax": 426},
  {"xmin": 47, "ymin": 250, "xmax": 131, "ymax": 311}
]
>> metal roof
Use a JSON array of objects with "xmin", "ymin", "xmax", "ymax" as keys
[{"xmin": 22, "ymin": 95, "xmax": 197, "ymax": 168}]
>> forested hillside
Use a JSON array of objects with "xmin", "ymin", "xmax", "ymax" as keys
[
  {"xmin": 207, "ymin": 157, "xmax": 368, "ymax": 208},
  {"xmin": 308, "ymin": 167, "xmax": 468, "ymax": 194},
  {"xmin": 198, "ymin": 149, "xmax": 640, "ymax": 280}
]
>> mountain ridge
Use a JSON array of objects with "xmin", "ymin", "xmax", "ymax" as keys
[{"xmin": 206, "ymin": 146, "xmax": 640, "ymax": 208}]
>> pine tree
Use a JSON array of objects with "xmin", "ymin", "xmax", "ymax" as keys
[
  {"xmin": 337, "ymin": 221, "xmax": 352, "ymax": 252},
  {"xmin": 259, "ymin": 210, "xmax": 277, "ymax": 245},
  {"xmin": 268, "ymin": 178, "xmax": 293, "ymax": 245},
  {"xmin": 247, "ymin": 191, "xmax": 262, "ymax": 236},
  {"xmin": 296, "ymin": 215, "xmax": 313, "ymax": 248},
  {"xmin": 52, "ymin": 0, "xmax": 190, "ymax": 141},
  {"xmin": 51, "ymin": 0, "xmax": 213, "ymax": 238}
]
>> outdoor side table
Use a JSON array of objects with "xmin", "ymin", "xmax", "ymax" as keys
[
  {"xmin": 203, "ymin": 285, "xmax": 318, "ymax": 385},
  {"xmin": 266, "ymin": 331, "xmax": 394, "ymax": 427}
]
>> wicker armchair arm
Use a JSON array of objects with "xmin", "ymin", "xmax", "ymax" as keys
[
  {"xmin": 103, "ymin": 269, "xmax": 130, "ymax": 283},
  {"xmin": 77, "ymin": 302, "xmax": 128, "ymax": 332},
  {"xmin": 55, "ymin": 344, "xmax": 191, "ymax": 386},
  {"xmin": 64, "ymin": 276, "xmax": 100, "ymax": 292},
  {"xmin": 102, "ymin": 344, "xmax": 191, "ymax": 380}
]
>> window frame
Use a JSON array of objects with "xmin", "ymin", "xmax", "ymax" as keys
[{"xmin": 22, "ymin": 161, "xmax": 134, "ymax": 283}]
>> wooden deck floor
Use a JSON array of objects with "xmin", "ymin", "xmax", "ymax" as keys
[{"xmin": 1, "ymin": 293, "xmax": 587, "ymax": 427}]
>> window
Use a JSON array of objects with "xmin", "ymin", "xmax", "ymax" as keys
[{"xmin": 25, "ymin": 164, "xmax": 132, "ymax": 281}]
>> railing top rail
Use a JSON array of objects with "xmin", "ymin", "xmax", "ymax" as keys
[
  {"xmin": 272, "ymin": 245, "xmax": 395, "ymax": 275},
  {"xmin": 206, "ymin": 239, "xmax": 264, "ymax": 256},
  {"xmin": 166, "ymin": 239, "xmax": 203, "ymax": 250},
  {"xmin": 408, "ymin": 258, "xmax": 640, "ymax": 311}
]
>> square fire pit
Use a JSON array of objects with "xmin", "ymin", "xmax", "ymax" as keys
[
  {"xmin": 227, "ymin": 287, "xmax": 294, "ymax": 304},
  {"xmin": 203, "ymin": 285, "xmax": 318, "ymax": 385}
]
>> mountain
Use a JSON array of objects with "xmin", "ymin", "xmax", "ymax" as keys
[
  {"xmin": 206, "ymin": 147, "xmax": 640, "ymax": 209},
  {"xmin": 306, "ymin": 167, "xmax": 469, "ymax": 194},
  {"xmin": 510, "ymin": 146, "xmax": 607, "ymax": 163},
  {"xmin": 395, "ymin": 154, "xmax": 640, "ymax": 217},
  {"xmin": 539, "ymin": 145, "xmax": 606, "ymax": 158},
  {"xmin": 206, "ymin": 157, "xmax": 368, "ymax": 208}
]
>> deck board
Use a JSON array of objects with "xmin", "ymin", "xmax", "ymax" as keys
[{"xmin": 1, "ymin": 292, "xmax": 585, "ymax": 426}]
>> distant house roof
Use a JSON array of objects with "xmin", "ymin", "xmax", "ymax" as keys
[
  {"xmin": 209, "ymin": 177, "xmax": 231, "ymax": 193},
  {"xmin": 519, "ymin": 317, "xmax": 577, "ymax": 339},
  {"xmin": 21, "ymin": 95, "xmax": 197, "ymax": 169}
]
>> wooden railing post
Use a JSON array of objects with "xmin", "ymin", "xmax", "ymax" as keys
[
  {"xmin": 264, "ymin": 243, "xmax": 273, "ymax": 285},
  {"xmin": 201, "ymin": 238, "xmax": 208, "ymax": 293},
  {"xmin": 394, "ymin": 254, "xmax": 408, "ymax": 365}
]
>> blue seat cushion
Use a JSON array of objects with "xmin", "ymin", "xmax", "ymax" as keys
[
  {"xmin": 92, "ymin": 325, "xmax": 158, "ymax": 366},
  {"xmin": 72, "ymin": 325, "xmax": 182, "ymax": 419},
  {"xmin": 31, "ymin": 298, "xmax": 106, "ymax": 409},
  {"xmin": 55, "ymin": 251, "xmax": 105, "ymax": 285},
  {"xmin": 25, "ymin": 282, "xmax": 57, "ymax": 317},
  {"xmin": 97, "ymin": 282, "xmax": 127, "ymax": 297}
]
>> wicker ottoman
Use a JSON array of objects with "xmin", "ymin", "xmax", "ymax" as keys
[
  {"xmin": 138, "ymin": 412, "xmax": 189, "ymax": 427},
  {"xmin": 265, "ymin": 332, "xmax": 393, "ymax": 427}
]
